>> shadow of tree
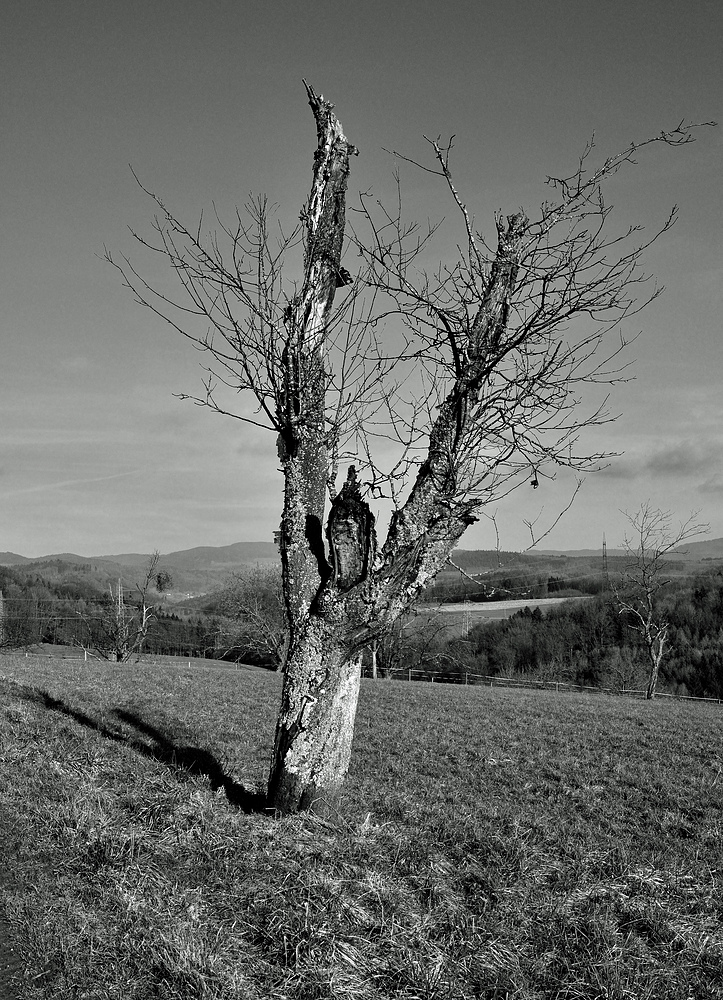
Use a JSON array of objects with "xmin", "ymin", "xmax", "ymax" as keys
[{"xmin": 16, "ymin": 684, "xmax": 268, "ymax": 814}]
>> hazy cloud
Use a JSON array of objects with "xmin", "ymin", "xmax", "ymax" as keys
[
  {"xmin": 699, "ymin": 474, "xmax": 723, "ymax": 496},
  {"xmin": 596, "ymin": 439, "xmax": 722, "ymax": 486},
  {"xmin": 644, "ymin": 440, "xmax": 721, "ymax": 478},
  {"xmin": 58, "ymin": 355, "xmax": 96, "ymax": 374},
  {"xmin": 596, "ymin": 455, "xmax": 641, "ymax": 481}
]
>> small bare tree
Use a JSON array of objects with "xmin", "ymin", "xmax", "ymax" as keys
[
  {"xmin": 216, "ymin": 564, "xmax": 287, "ymax": 668},
  {"xmin": 107, "ymin": 83, "xmax": 712, "ymax": 812},
  {"xmin": 77, "ymin": 552, "xmax": 162, "ymax": 663},
  {"xmin": 615, "ymin": 504, "xmax": 708, "ymax": 698},
  {"xmin": 367, "ymin": 608, "xmax": 459, "ymax": 678}
]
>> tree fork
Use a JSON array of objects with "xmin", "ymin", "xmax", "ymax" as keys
[{"xmin": 268, "ymin": 473, "xmax": 375, "ymax": 814}]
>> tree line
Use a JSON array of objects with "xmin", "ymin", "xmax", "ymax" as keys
[
  {"xmin": 5, "ymin": 552, "xmax": 722, "ymax": 698},
  {"xmin": 379, "ymin": 569, "xmax": 723, "ymax": 700},
  {"xmin": 0, "ymin": 560, "xmax": 222, "ymax": 661}
]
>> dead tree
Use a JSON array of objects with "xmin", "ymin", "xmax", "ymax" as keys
[
  {"xmin": 77, "ymin": 552, "xmax": 161, "ymax": 663},
  {"xmin": 615, "ymin": 504, "xmax": 708, "ymax": 698},
  {"xmin": 107, "ymin": 83, "xmax": 712, "ymax": 813}
]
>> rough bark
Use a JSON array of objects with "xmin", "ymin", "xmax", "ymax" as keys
[
  {"xmin": 268, "ymin": 624, "xmax": 361, "ymax": 815},
  {"xmin": 644, "ymin": 631, "xmax": 665, "ymax": 699},
  {"xmin": 269, "ymin": 86, "xmax": 361, "ymax": 815},
  {"xmin": 269, "ymin": 466, "xmax": 375, "ymax": 815}
]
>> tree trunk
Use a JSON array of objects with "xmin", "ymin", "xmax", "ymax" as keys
[
  {"xmin": 268, "ymin": 86, "xmax": 362, "ymax": 815},
  {"xmin": 644, "ymin": 626, "xmax": 665, "ymax": 699},
  {"xmin": 268, "ymin": 622, "xmax": 361, "ymax": 815},
  {"xmin": 645, "ymin": 650, "xmax": 662, "ymax": 699}
]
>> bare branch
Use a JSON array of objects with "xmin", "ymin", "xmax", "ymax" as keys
[{"xmin": 613, "ymin": 503, "xmax": 709, "ymax": 698}]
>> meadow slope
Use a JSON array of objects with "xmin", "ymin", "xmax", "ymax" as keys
[{"xmin": 0, "ymin": 656, "xmax": 721, "ymax": 999}]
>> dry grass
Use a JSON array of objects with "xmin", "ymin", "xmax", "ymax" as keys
[{"xmin": 0, "ymin": 654, "xmax": 721, "ymax": 998}]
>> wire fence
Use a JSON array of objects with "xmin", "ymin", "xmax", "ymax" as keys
[
  {"xmin": 0, "ymin": 609, "xmax": 218, "ymax": 659},
  {"xmin": 368, "ymin": 667, "xmax": 723, "ymax": 705},
  {"xmin": 3, "ymin": 642, "xmax": 722, "ymax": 704},
  {"xmin": 0, "ymin": 647, "xmax": 257, "ymax": 671}
]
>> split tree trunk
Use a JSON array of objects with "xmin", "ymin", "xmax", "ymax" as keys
[
  {"xmin": 268, "ymin": 85, "xmax": 362, "ymax": 815},
  {"xmin": 268, "ymin": 86, "xmax": 526, "ymax": 815},
  {"xmin": 269, "ymin": 467, "xmax": 375, "ymax": 815}
]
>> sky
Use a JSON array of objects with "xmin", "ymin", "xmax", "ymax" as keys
[{"xmin": 1, "ymin": 0, "xmax": 721, "ymax": 558}]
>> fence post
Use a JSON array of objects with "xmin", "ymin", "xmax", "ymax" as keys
[
  {"xmin": 465, "ymin": 673, "xmax": 468, "ymax": 685},
  {"xmin": 408, "ymin": 668, "xmax": 412, "ymax": 682}
]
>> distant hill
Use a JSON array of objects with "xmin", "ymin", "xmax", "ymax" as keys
[
  {"xmin": 537, "ymin": 548, "xmax": 626, "ymax": 558},
  {"xmin": 4, "ymin": 536, "xmax": 720, "ymax": 601},
  {"xmin": 672, "ymin": 537, "xmax": 723, "ymax": 560},
  {"xmin": 539, "ymin": 538, "xmax": 723, "ymax": 561},
  {"xmin": 0, "ymin": 552, "xmax": 31, "ymax": 565},
  {"xmin": 95, "ymin": 542, "xmax": 278, "ymax": 571},
  {"xmin": 1, "ymin": 541, "xmax": 278, "ymax": 568},
  {"xmin": 159, "ymin": 542, "xmax": 279, "ymax": 569},
  {"xmin": 0, "ymin": 542, "xmax": 280, "ymax": 598}
]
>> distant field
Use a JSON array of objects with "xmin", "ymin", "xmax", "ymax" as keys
[
  {"xmin": 434, "ymin": 594, "xmax": 593, "ymax": 620},
  {"xmin": 1, "ymin": 654, "xmax": 722, "ymax": 998},
  {"xmin": 414, "ymin": 595, "xmax": 594, "ymax": 639}
]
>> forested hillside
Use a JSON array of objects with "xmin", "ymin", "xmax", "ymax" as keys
[
  {"xmin": 428, "ymin": 570, "xmax": 723, "ymax": 698},
  {"xmin": 0, "ymin": 563, "xmax": 218, "ymax": 659},
  {"xmin": 3, "ymin": 556, "xmax": 723, "ymax": 696}
]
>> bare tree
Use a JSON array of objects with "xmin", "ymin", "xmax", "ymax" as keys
[
  {"xmin": 366, "ymin": 608, "xmax": 461, "ymax": 679},
  {"xmin": 107, "ymin": 83, "xmax": 712, "ymax": 813},
  {"xmin": 615, "ymin": 504, "xmax": 708, "ymax": 698},
  {"xmin": 77, "ymin": 552, "xmax": 161, "ymax": 663},
  {"xmin": 216, "ymin": 564, "xmax": 287, "ymax": 668}
]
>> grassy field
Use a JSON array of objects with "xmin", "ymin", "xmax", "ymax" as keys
[{"xmin": 0, "ymin": 655, "xmax": 721, "ymax": 999}]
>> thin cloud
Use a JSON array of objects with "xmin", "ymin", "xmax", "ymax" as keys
[
  {"xmin": 598, "ymin": 439, "xmax": 722, "ymax": 484},
  {"xmin": 644, "ymin": 440, "xmax": 720, "ymax": 478},
  {"xmin": 699, "ymin": 474, "xmax": 723, "ymax": 496},
  {"xmin": 0, "ymin": 470, "xmax": 141, "ymax": 499},
  {"xmin": 596, "ymin": 457, "xmax": 639, "ymax": 481}
]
